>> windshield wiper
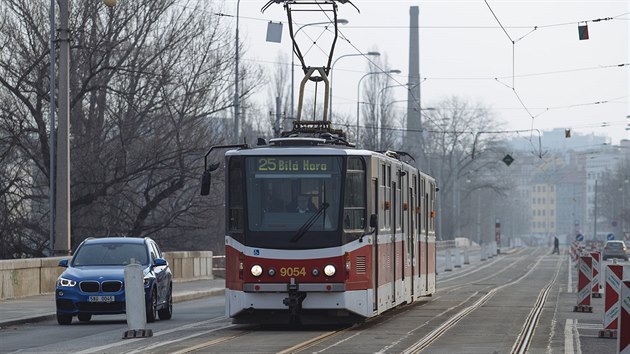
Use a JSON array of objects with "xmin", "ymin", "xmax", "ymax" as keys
[{"xmin": 290, "ymin": 202, "xmax": 330, "ymax": 243}]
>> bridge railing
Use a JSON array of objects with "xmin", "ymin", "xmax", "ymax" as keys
[{"xmin": 0, "ymin": 251, "xmax": 213, "ymax": 300}]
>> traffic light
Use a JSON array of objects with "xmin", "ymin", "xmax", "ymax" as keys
[{"xmin": 578, "ymin": 23, "xmax": 589, "ymax": 40}]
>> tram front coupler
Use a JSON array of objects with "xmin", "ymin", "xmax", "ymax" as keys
[{"xmin": 283, "ymin": 278, "xmax": 307, "ymax": 322}]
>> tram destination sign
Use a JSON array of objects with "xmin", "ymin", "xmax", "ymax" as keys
[{"xmin": 255, "ymin": 157, "xmax": 330, "ymax": 173}]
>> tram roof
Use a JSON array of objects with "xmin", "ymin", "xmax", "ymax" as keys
[{"xmin": 224, "ymin": 137, "xmax": 416, "ymax": 163}]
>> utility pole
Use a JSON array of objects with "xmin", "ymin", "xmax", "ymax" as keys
[
  {"xmin": 233, "ymin": 0, "xmax": 241, "ymax": 143},
  {"xmin": 405, "ymin": 6, "xmax": 421, "ymax": 156},
  {"xmin": 49, "ymin": 0, "xmax": 57, "ymax": 256},
  {"xmin": 54, "ymin": 0, "xmax": 71, "ymax": 256}
]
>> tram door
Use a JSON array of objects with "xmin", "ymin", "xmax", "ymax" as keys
[
  {"xmin": 391, "ymin": 180, "xmax": 396, "ymax": 303},
  {"xmin": 372, "ymin": 178, "xmax": 378, "ymax": 312},
  {"xmin": 409, "ymin": 177, "xmax": 416, "ymax": 298},
  {"xmin": 424, "ymin": 191, "xmax": 430, "ymax": 292}
]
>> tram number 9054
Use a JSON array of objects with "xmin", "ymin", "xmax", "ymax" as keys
[{"xmin": 280, "ymin": 267, "xmax": 307, "ymax": 277}]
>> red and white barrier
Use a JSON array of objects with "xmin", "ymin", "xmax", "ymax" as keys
[
  {"xmin": 574, "ymin": 255, "xmax": 592, "ymax": 312},
  {"xmin": 570, "ymin": 241, "xmax": 578, "ymax": 261},
  {"xmin": 599, "ymin": 264, "xmax": 623, "ymax": 338},
  {"xmin": 618, "ymin": 280, "xmax": 630, "ymax": 354},
  {"xmin": 591, "ymin": 251, "xmax": 602, "ymax": 298}
]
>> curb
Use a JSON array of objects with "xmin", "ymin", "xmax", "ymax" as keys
[{"xmin": 0, "ymin": 313, "xmax": 57, "ymax": 328}]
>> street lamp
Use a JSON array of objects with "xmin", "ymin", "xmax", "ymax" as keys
[
  {"xmin": 355, "ymin": 69, "xmax": 401, "ymax": 144},
  {"xmin": 290, "ymin": 19, "xmax": 348, "ymax": 119},
  {"xmin": 376, "ymin": 84, "xmax": 418, "ymax": 150},
  {"xmin": 329, "ymin": 51, "xmax": 380, "ymax": 119}
]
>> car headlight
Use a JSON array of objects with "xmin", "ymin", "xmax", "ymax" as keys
[
  {"xmin": 57, "ymin": 277, "xmax": 77, "ymax": 287},
  {"xmin": 323, "ymin": 264, "xmax": 336, "ymax": 277},
  {"xmin": 250, "ymin": 264, "xmax": 263, "ymax": 277}
]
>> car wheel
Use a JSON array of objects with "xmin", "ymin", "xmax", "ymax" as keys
[
  {"xmin": 158, "ymin": 285, "xmax": 173, "ymax": 320},
  {"xmin": 77, "ymin": 313, "xmax": 92, "ymax": 322},
  {"xmin": 146, "ymin": 287, "xmax": 157, "ymax": 323},
  {"xmin": 57, "ymin": 313, "xmax": 72, "ymax": 325}
]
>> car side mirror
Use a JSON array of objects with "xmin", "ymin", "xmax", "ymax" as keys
[
  {"xmin": 58, "ymin": 259, "xmax": 69, "ymax": 267},
  {"xmin": 154, "ymin": 258, "xmax": 167, "ymax": 267},
  {"xmin": 200, "ymin": 170, "xmax": 211, "ymax": 196}
]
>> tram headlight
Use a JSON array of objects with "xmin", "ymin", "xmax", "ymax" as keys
[
  {"xmin": 312, "ymin": 268, "xmax": 320, "ymax": 277},
  {"xmin": 323, "ymin": 264, "xmax": 336, "ymax": 277},
  {"xmin": 250, "ymin": 264, "xmax": 263, "ymax": 277},
  {"xmin": 268, "ymin": 268, "xmax": 276, "ymax": 276}
]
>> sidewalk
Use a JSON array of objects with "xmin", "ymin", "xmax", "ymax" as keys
[{"xmin": 0, "ymin": 278, "xmax": 225, "ymax": 328}]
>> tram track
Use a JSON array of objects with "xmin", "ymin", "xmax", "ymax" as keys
[
  {"xmin": 273, "ymin": 248, "xmax": 555, "ymax": 354},
  {"xmin": 402, "ymin": 248, "xmax": 561, "ymax": 353},
  {"xmin": 510, "ymin": 254, "xmax": 563, "ymax": 354},
  {"xmin": 111, "ymin": 248, "xmax": 561, "ymax": 354}
]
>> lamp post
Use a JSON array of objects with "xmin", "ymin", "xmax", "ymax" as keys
[
  {"xmin": 355, "ymin": 69, "xmax": 400, "ymax": 144},
  {"xmin": 329, "ymin": 51, "xmax": 380, "ymax": 119},
  {"xmin": 49, "ymin": 0, "xmax": 56, "ymax": 255},
  {"xmin": 290, "ymin": 19, "xmax": 348, "ymax": 119},
  {"xmin": 233, "ymin": 0, "xmax": 241, "ymax": 143},
  {"xmin": 376, "ymin": 83, "xmax": 417, "ymax": 150}
]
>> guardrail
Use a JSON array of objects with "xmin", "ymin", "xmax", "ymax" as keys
[{"xmin": 0, "ymin": 251, "xmax": 214, "ymax": 300}]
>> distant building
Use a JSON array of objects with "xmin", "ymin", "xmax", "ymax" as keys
[
  {"xmin": 530, "ymin": 183, "xmax": 556, "ymax": 236},
  {"xmin": 506, "ymin": 132, "xmax": 623, "ymax": 242}
]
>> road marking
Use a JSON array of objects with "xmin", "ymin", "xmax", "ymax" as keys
[
  {"xmin": 564, "ymin": 319, "xmax": 574, "ymax": 354},
  {"xmin": 75, "ymin": 317, "xmax": 228, "ymax": 354},
  {"xmin": 564, "ymin": 319, "xmax": 582, "ymax": 354}
]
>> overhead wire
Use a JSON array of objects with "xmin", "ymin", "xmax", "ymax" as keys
[{"xmin": 212, "ymin": 3, "xmax": 627, "ymax": 142}]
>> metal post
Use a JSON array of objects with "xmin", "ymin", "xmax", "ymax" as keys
[
  {"xmin": 49, "ymin": 0, "xmax": 57, "ymax": 256},
  {"xmin": 274, "ymin": 96, "xmax": 281, "ymax": 137},
  {"xmin": 233, "ymin": 0, "xmax": 241, "ymax": 143},
  {"xmin": 54, "ymin": 0, "xmax": 70, "ymax": 256},
  {"xmin": 594, "ymin": 179, "xmax": 598, "ymax": 242}
]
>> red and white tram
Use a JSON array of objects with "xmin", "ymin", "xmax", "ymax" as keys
[{"xmin": 201, "ymin": 123, "xmax": 437, "ymax": 325}]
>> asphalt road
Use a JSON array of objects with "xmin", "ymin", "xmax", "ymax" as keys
[{"xmin": 1, "ymin": 247, "xmax": 625, "ymax": 353}]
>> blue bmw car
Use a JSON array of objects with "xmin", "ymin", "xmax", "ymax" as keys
[{"xmin": 55, "ymin": 237, "xmax": 173, "ymax": 325}]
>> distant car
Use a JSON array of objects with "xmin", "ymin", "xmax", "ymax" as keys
[
  {"xmin": 55, "ymin": 237, "xmax": 173, "ymax": 325},
  {"xmin": 602, "ymin": 240, "xmax": 629, "ymax": 261}
]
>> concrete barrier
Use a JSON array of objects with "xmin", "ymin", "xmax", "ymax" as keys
[{"xmin": 0, "ymin": 251, "xmax": 213, "ymax": 300}]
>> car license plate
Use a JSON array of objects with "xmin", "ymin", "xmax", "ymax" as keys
[{"xmin": 88, "ymin": 295, "xmax": 115, "ymax": 302}]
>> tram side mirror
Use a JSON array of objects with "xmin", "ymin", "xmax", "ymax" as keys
[
  {"xmin": 200, "ymin": 170, "xmax": 211, "ymax": 196},
  {"xmin": 369, "ymin": 214, "xmax": 377, "ymax": 228}
]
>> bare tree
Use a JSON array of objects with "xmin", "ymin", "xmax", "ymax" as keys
[
  {"xmin": 420, "ymin": 96, "xmax": 509, "ymax": 240},
  {"xmin": 360, "ymin": 55, "xmax": 398, "ymax": 151},
  {"xmin": 0, "ymin": 0, "xmax": 257, "ymax": 257}
]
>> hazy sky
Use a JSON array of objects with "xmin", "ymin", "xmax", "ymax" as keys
[{"xmin": 222, "ymin": 0, "xmax": 628, "ymax": 145}]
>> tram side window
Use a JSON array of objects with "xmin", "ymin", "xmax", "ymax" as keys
[
  {"xmin": 419, "ymin": 177, "xmax": 426, "ymax": 234},
  {"xmin": 343, "ymin": 157, "xmax": 366, "ymax": 232},
  {"xmin": 379, "ymin": 163, "xmax": 392, "ymax": 231},
  {"xmin": 429, "ymin": 181, "xmax": 436, "ymax": 231},
  {"xmin": 227, "ymin": 157, "xmax": 244, "ymax": 235}
]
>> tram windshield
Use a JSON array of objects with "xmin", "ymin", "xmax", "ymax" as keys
[{"xmin": 244, "ymin": 156, "xmax": 342, "ymax": 247}]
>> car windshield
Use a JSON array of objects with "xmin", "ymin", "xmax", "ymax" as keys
[{"xmin": 72, "ymin": 243, "xmax": 148, "ymax": 266}]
